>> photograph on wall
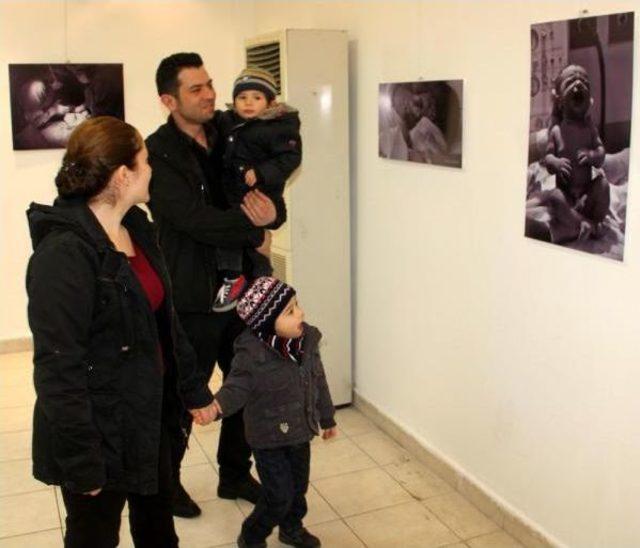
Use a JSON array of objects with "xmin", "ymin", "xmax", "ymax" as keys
[
  {"xmin": 525, "ymin": 12, "xmax": 634, "ymax": 261},
  {"xmin": 9, "ymin": 63, "xmax": 124, "ymax": 150},
  {"xmin": 379, "ymin": 79, "xmax": 463, "ymax": 168}
]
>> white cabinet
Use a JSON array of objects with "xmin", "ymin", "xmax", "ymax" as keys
[{"xmin": 245, "ymin": 30, "xmax": 352, "ymax": 405}]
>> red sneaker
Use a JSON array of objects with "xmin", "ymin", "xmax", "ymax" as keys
[{"xmin": 213, "ymin": 275, "xmax": 248, "ymax": 312}]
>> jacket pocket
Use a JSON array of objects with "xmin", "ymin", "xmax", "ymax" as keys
[
  {"xmin": 96, "ymin": 277, "xmax": 134, "ymax": 353},
  {"xmin": 86, "ymin": 359, "xmax": 118, "ymax": 393},
  {"xmin": 117, "ymin": 282, "xmax": 134, "ymax": 353}
]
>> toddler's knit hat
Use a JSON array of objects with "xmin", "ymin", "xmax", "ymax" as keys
[
  {"xmin": 237, "ymin": 276, "xmax": 296, "ymax": 333},
  {"xmin": 233, "ymin": 67, "xmax": 277, "ymax": 101}
]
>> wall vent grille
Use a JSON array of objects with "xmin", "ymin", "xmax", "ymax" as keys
[
  {"xmin": 246, "ymin": 41, "xmax": 281, "ymax": 95},
  {"xmin": 271, "ymin": 250, "xmax": 288, "ymax": 283}
]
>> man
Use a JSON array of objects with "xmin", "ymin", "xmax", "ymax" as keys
[{"xmin": 147, "ymin": 53, "xmax": 286, "ymax": 518}]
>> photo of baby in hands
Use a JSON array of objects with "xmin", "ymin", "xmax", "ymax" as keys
[{"xmin": 195, "ymin": 276, "xmax": 336, "ymax": 548}]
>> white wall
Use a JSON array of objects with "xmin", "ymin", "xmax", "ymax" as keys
[
  {"xmin": 2, "ymin": 1, "xmax": 640, "ymax": 546},
  {"xmin": 0, "ymin": 0, "xmax": 254, "ymax": 339},
  {"xmin": 251, "ymin": 1, "xmax": 640, "ymax": 546}
]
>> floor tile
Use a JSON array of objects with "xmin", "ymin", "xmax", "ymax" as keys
[
  {"xmin": 309, "ymin": 437, "xmax": 377, "ymax": 481},
  {"xmin": 313, "ymin": 467, "xmax": 412, "ymax": 517},
  {"xmin": 174, "ymin": 498, "xmax": 246, "ymax": 547},
  {"xmin": 0, "ymin": 528, "xmax": 63, "ymax": 547},
  {"xmin": 467, "ymin": 530, "xmax": 524, "ymax": 548},
  {"xmin": 183, "ymin": 436, "xmax": 209, "ymax": 467},
  {"xmin": 0, "ymin": 352, "xmax": 32, "ymax": 371},
  {"xmin": 0, "ymin": 490, "xmax": 60, "ymax": 538},
  {"xmin": 209, "ymin": 373, "xmax": 223, "ymax": 393},
  {"xmin": 351, "ymin": 430, "xmax": 411, "ymax": 466},
  {"xmin": 0, "ymin": 381, "xmax": 35, "ymax": 409},
  {"xmin": 335, "ymin": 407, "xmax": 377, "ymax": 437},
  {"xmin": 192, "ymin": 427, "xmax": 221, "ymax": 464},
  {"xmin": 299, "ymin": 484, "xmax": 340, "ymax": 525},
  {"xmin": 180, "ymin": 462, "xmax": 218, "ymax": 503},
  {"xmin": 0, "ymin": 431, "xmax": 32, "ymax": 462},
  {"xmin": 345, "ymin": 500, "xmax": 459, "ymax": 547},
  {"xmin": 384, "ymin": 458, "xmax": 453, "ymax": 500},
  {"xmin": 0, "ymin": 406, "xmax": 32, "ymax": 433},
  {"xmin": 0, "ymin": 367, "xmax": 31, "ymax": 390},
  {"xmin": 116, "ymin": 521, "xmax": 134, "ymax": 548},
  {"xmin": 55, "ymin": 487, "xmax": 65, "ymax": 520},
  {"xmin": 423, "ymin": 492, "xmax": 499, "ymax": 540},
  {"xmin": 0, "ymin": 459, "xmax": 50, "ymax": 497}
]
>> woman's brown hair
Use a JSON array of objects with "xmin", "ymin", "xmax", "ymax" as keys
[{"xmin": 55, "ymin": 116, "xmax": 142, "ymax": 199}]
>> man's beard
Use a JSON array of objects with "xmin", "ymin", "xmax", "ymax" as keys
[{"xmin": 177, "ymin": 101, "xmax": 214, "ymax": 124}]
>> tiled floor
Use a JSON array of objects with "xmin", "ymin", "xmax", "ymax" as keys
[{"xmin": 0, "ymin": 351, "xmax": 524, "ymax": 547}]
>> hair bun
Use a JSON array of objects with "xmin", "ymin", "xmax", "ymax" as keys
[{"xmin": 61, "ymin": 160, "xmax": 85, "ymax": 177}]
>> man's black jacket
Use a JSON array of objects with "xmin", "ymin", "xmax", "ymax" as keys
[
  {"xmin": 26, "ymin": 198, "xmax": 212, "ymax": 495},
  {"xmin": 146, "ymin": 115, "xmax": 286, "ymax": 314}
]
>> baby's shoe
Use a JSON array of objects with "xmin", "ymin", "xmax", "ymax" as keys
[
  {"xmin": 279, "ymin": 527, "xmax": 321, "ymax": 547},
  {"xmin": 213, "ymin": 275, "xmax": 247, "ymax": 312}
]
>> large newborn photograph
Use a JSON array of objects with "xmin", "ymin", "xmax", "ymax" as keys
[{"xmin": 525, "ymin": 12, "xmax": 634, "ymax": 261}]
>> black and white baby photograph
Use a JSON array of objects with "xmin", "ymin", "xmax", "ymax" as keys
[
  {"xmin": 524, "ymin": 12, "xmax": 634, "ymax": 261},
  {"xmin": 9, "ymin": 63, "xmax": 124, "ymax": 150},
  {"xmin": 379, "ymin": 79, "xmax": 463, "ymax": 168}
]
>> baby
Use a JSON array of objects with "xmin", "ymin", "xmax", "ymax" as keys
[{"xmin": 213, "ymin": 68, "xmax": 302, "ymax": 312}]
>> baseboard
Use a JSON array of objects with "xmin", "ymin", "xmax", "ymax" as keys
[
  {"xmin": 353, "ymin": 391, "xmax": 562, "ymax": 548},
  {"xmin": 0, "ymin": 337, "xmax": 33, "ymax": 354}
]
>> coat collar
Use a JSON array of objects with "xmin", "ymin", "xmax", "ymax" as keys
[
  {"xmin": 236, "ymin": 323, "xmax": 322, "ymax": 366},
  {"xmin": 28, "ymin": 196, "xmax": 154, "ymax": 255}
]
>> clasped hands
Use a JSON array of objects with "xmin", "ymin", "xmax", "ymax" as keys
[{"xmin": 189, "ymin": 400, "xmax": 222, "ymax": 426}]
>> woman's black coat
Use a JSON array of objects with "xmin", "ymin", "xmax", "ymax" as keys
[{"xmin": 26, "ymin": 197, "xmax": 212, "ymax": 495}]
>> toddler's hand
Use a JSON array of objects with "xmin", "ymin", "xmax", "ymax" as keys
[
  {"xmin": 245, "ymin": 169, "xmax": 257, "ymax": 187},
  {"xmin": 322, "ymin": 427, "xmax": 338, "ymax": 440},
  {"xmin": 189, "ymin": 403, "xmax": 217, "ymax": 426}
]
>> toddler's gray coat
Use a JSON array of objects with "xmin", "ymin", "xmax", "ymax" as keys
[{"xmin": 214, "ymin": 323, "xmax": 336, "ymax": 449}]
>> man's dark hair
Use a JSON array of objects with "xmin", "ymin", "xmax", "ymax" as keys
[{"xmin": 155, "ymin": 52, "xmax": 203, "ymax": 96}]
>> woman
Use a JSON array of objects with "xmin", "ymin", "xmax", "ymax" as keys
[{"xmin": 26, "ymin": 116, "xmax": 216, "ymax": 547}]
